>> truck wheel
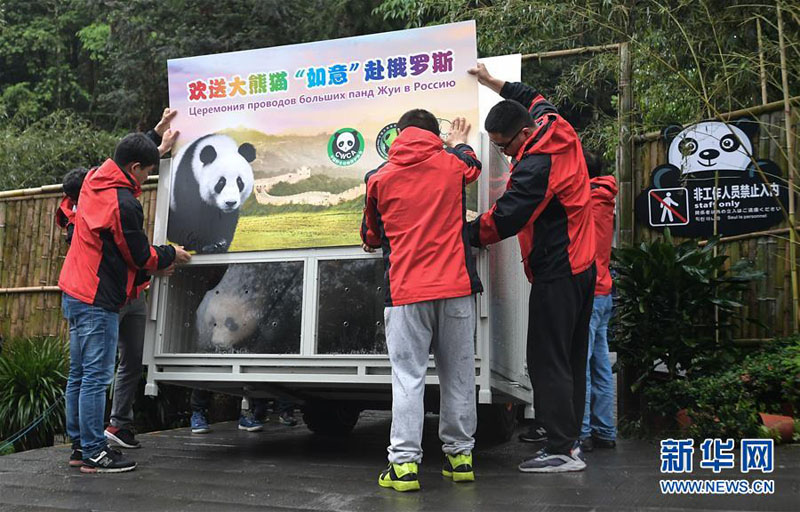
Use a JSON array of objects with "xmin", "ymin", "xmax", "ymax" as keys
[
  {"xmin": 303, "ymin": 401, "xmax": 361, "ymax": 436},
  {"xmin": 476, "ymin": 403, "xmax": 518, "ymax": 443}
]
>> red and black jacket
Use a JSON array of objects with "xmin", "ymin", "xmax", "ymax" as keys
[
  {"xmin": 55, "ymin": 196, "xmax": 77, "ymax": 244},
  {"xmin": 468, "ymin": 82, "xmax": 596, "ymax": 283},
  {"xmin": 591, "ymin": 175, "xmax": 618, "ymax": 295},
  {"xmin": 58, "ymin": 159, "xmax": 175, "ymax": 312},
  {"xmin": 55, "ymin": 190, "xmax": 151, "ymax": 302},
  {"xmin": 361, "ymin": 126, "xmax": 483, "ymax": 306}
]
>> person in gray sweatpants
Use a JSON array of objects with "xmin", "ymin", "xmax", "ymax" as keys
[
  {"xmin": 361, "ymin": 109, "xmax": 483, "ymax": 492},
  {"xmin": 385, "ymin": 296, "xmax": 478, "ymax": 462}
]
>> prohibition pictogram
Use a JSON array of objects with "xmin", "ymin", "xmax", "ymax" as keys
[{"xmin": 648, "ymin": 187, "xmax": 689, "ymax": 226}]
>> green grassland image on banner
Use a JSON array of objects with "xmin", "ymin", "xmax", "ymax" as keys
[{"xmin": 166, "ymin": 21, "xmax": 479, "ymax": 253}]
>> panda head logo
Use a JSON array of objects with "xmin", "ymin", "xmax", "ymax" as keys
[
  {"xmin": 195, "ymin": 137, "xmax": 256, "ymax": 213},
  {"xmin": 335, "ymin": 131, "xmax": 358, "ymax": 156},
  {"xmin": 664, "ymin": 119, "xmax": 756, "ymax": 174},
  {"xmin": 328, "ymin": 128, "xmax": 364, "ymax": 166}
]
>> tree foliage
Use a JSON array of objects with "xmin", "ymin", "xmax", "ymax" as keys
[
  {"xmin": 0, "ymin": 0, "xmax": 402, "ymax": 190},
  {"xmin": 0, "ymin": 110, "xmax": 119, "ymax": 191},
  {"xmin": 375, "ymin": 0, "xmax": 800, "ymax": 159},
  {"xmin": 1, "ymin": 0, "xmax": 798, "ymax": 190}
]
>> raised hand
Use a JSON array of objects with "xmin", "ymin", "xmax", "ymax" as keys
[
  {"xmin": 445, "ymin": 117, "xmax": 471, "ymax": 147},
  {"xmin": 154, "ymin": 108, "xmax": 178, "ymax": 136}
]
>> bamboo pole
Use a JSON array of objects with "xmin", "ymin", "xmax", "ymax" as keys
[
  {"xmin": 0, "ymin": 176, "xmax": 159, "ymax": 200},
  {"xmin": 633, "ymin": 97, "xmax": 800, "ymax": 142},
  {"xmin": 777, "ymin": 3, "xmax": 798, "ymax": 331},
  {"xmin": 757, "ymin": 18, "xmax": 768, "ymax": 105},
  {"xmin": 618, "ymin": 42, "xmax": 634, "ymax": 247},
  {"xmin": 19, "ymin": 202, "xmax": 35, "ymax": 287},
  {"xmin": 3, "ymin": 201, "xmax": 18, "ymax": 290},
  {"xmin": 0, "ymin": 286, "xmax": 61, "ymax": 294},
  {"xmin": 698, "ymin": 227, "xmax": 797, "ymax": 246},
  {"xmin": 44, "ymin": 197, "xmax": 57, "ymax": 285},
  {"xmin": 0, "ymin": 202, "xmax": 6, "ymax": 287},
  {"xmin": 521, "ymin": 43, "xmax": 620, "ymax": 61}
]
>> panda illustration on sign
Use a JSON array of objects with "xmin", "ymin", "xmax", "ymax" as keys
[
  {"xmin": 168, "ymin": 134, "xmax": 256, "ymax": 253},
  {"xmin": 635, "ymin": 118, "xmax": 787, "ymax": 238},
  {"xmin": 667, "ymin": 121, "xmax": 753, "ymax": 175}
]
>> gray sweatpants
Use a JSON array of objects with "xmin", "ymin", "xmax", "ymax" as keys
[
  {"xmin": 385, "ymin": 295, "xmax": 477, "ymax": 464},
  {"xmin": 109, "ymin": 295, "xmax": 147, "ymax": 429}
]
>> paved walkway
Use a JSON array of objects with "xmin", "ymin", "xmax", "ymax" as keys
[{"xmin": 0, "ymin": 411, "xmax": 797, "ymax": 511}]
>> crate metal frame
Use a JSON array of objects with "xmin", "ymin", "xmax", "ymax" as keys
[{"xmin": 144, "ymin": 134, "xmax": 531, "ymax": 406}]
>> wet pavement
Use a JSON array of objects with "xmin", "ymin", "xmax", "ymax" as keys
[{"xmin": 0, "ymin": 410, "xmax": 797, "ymax": 511}]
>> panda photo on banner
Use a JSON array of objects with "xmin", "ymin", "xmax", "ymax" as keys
[
  {"xmin": 168, "ymin": 134, "xmax": 256, "ymax": 254},
  {"xmin": 635, "ymin": 118, "xmax": 789, "ymax": 238}
]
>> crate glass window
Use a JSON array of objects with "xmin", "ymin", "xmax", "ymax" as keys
[
  {"xmin": 316, "ymin": 259, "xmax": 386, "ymax": 354},
  {"xmin": 162, "ymin": 262, "xmax": 303, "ymax": 354}
]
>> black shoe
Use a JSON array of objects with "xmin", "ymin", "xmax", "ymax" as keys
[
  {"xmin": 580, "ymin": 437, "xmax": 594, "ymax": 452},
  {"xmin": 69, "ymin": 440, "xmax": 83, "ymax": 468},
  {"xmin": 518, "ymin": 424, "xmax": 547, "ymax": 443},
  {"xmin": 591, "ymin": 436, "xmax": 616, "ymax": 449},
  {"xmin": 104, "ymin": 426, "xmax": 141, "ymax": 449},
  {"xmin": 80, "ymin": 446, "xmax": 137, "ymax": 474}
]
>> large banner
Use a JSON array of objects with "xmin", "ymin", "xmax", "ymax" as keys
[{"xmin": 166, "ymin": 21, "xmax": 478, "ymax": 253}]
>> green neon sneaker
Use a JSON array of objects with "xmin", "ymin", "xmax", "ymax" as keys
[
  {"xmin": 378, "ymin": 462, "xmax": 421, "ymax": 492},
  {"xmin": 442, "ymin": 452, "xmax": 474, "ymax": 482}
]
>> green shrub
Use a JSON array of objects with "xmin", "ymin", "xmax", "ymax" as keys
[
  {"xmin": 642, "ymin": 337, "xmax": 800, "ymax": 440},
  {"xmin": 0, "ymin": 337, "xmax": 68, "ymax": 451},
  {"xmin": 612, "ymin": 229, "xmax": 763, "ymax": 387}
]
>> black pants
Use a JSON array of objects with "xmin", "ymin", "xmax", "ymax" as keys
[{"xmin": 528, "ymin": 264, "xmax": 596, "ymax": 454}]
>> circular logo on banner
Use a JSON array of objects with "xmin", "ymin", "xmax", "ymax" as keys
[
  {"xmin": 437, "ymin": 118, "xmax": 453, "ymax": 143},
  {"xmin": 376, "ymin": 123, "xmax": 400, "ymax": 160},
  {"xmin": 328, "ymin": 128, "xmax": 364, "ymax": 166}
]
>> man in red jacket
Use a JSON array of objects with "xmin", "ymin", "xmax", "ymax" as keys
[
  {"xmin": 468, "ymin": 63, "xmax": 595, "ymax": 473},
  {"xmin": 579, "ymin": 150, "xmax": 618, "ymax": 453},
  {"xmin": 59, "ymin": 133, "xmax": 191, "ymax": 473},
  {"xmin": 361, "ymin": 109, "xmax": 482, "ymax": 491},
  {"xmin": 56, "ymin": 109, "xmax": 179, "ymax": 453}
]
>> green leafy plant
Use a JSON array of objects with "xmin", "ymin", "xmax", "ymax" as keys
[
  {"xmin": 0, "ymin": 337, "xmax": 68, "ymax": 451},
  {"xmin": 642, "ymin": 336, "xmax": 800, "ymax": 440},
  {"xmin": 612, "ymin": 229, "xmax": 763, "ymax": 388}
]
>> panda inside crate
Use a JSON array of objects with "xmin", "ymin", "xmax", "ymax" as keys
[{"xmin": 162, "ymin": 260, "xmax": 387, "ymax": 355}]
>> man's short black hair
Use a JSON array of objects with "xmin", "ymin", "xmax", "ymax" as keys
[
  {"xmin": 583, "ymin": 148, "xmax": 605, "ymax": 178},
  {"xmin": 114, "ymin": 133, "xmax": 160, "ymax": 170},
  {"xmin": 485, "ymin": 100, "xmax": 534, "ymax": 138},
  {"xmin": 63, "ymin": 167, "xmax": 88, "ymax": 202},
  {"xmin": 397, "ymin": 109, "xmax": 440, "ymax": 136}
]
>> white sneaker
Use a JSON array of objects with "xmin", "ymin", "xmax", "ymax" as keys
[{"xmin": 518, "ymin": 441, "xmax": 586, "ymax": 473}]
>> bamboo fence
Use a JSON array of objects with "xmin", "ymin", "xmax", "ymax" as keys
[{"xmin": 0, "ymin": 179, "xmax": 158, "ymax": 338}]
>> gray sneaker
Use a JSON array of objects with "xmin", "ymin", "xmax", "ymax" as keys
[{"xmin": 518, "ymin": 441, "xmax": 586, "ymax": 473}]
